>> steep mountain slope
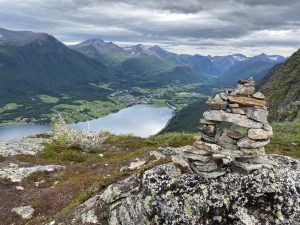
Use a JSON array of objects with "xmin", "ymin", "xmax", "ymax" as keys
[
  {"xmin": 258, "ymin": 49, "xmax": 300, "ymax": 121},
  {"xmin": 0, "ymin": 28, "xmax": 114, "ymax": 115}
]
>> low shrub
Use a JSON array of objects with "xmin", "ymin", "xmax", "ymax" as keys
[{"xmin": 51, "ymin": 117, "xmax": 110, "ymax": 152}]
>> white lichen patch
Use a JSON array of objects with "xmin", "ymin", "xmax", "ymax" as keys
[
  {"xmin": 81, "ymin": 209, "xmax": 98, "ymax": 224},
  {"xmin": 11, "ymin": 205, "xmax": 34, "ymax": 219},
  {"xmin": 0, "ymin": 164, "xmax": 64, "ymax": 182},
  {"xmin": 0, "ymin": 137, "xmax": 47, "ymax": 156}
]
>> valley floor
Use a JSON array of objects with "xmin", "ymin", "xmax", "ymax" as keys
[{"xmin": 0, "ymin": 83, "xmax": 218, "ymax": 125}]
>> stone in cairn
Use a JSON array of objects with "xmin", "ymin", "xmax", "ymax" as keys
[{"xmin": 171, "ymin": 77, "xmax": 273, "ymax": 177}]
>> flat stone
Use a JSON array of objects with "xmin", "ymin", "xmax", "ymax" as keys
[
  {"xmin": 232, "ymin": 108, "xmax": 245, "ymax": 115},
  {"xmin": 244, "ymin": 107, "xmax": 268, "ymax": 124},
  {"xmin": 237, "ymin": 137, "xmax": 270, "ymax": 148},
  {"xmin": 219, "ymin": 92, "xmax": 228, "ymax": 100},
  {"xmin": 180, "ymin": 152, "xmax": 212, "ymax": 162},
  {"xmin": 11, "ymin": 205, "xmax": 34, "ymax": 219},
  {"xmin": 175, "ymin": 145, "xmax": 210, "ymax": 156},
  {"xmin": 252, "ymin": 92, "xmax": 265, "ymax": 100},
  {"xmin": 199, "ymin": 118, "xmax": 215, "ymax": 125},
  {"xmin": 240, "ymin": 147, "xmax": 265, "ymax": 155},
  {"xmin": 234, "ymin": 161, "xmax": 263, "ymax": 171},
  {"xmin": 194, "ymin": 161, "xmax": 218, "ymax": 172},
  {"xmin": 171, "ymin": 155, "xmax": 192, "ymax": 172},
  {"xmin": 229, "ymin": 103, "xmax": 239, "ymax": 108},
  {"xmin": 193, "ymin": 141, "xmax": 211, "ymax": 153},
  {"xmin": 248, "ymin": 128, "xmax": 273, "ymax": 140},
  {"xmin": 231, "ymin": 84, "xmax": 255, "ymax": 96},
  {"xmin": 227, "ymin": 130, "xmax": 243, "ymax": 139},
  {"xmin": 203, "ymin": 110, "xmax": 263, "ymax": 128},
  {"xmin": 228, "ymin": 96, "xmax": 266, "ymax": 107},
  {"xmin": 206, "ymin": 102, "xmax": 228, "ymax": 110},
  {"xmin": 204, "ymin": 143, "xmax": 244, "ymax": 157},
  {"xmin": 128, "ymin": 160, "xmax": 146, "ymax": 170}
]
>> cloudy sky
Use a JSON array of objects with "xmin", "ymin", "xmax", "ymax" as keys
[{"xmin": 0, "ymin": 0, "xmax": 299, "ymax": 56}]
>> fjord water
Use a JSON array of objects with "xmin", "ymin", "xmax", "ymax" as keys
[{"xmin": 0, "ymin": 105, "xmax": 173, "ymax": 141}]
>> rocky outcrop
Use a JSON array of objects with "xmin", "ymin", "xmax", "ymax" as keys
[
  {"xmin": 67, "ymin": 155, "xmax": 299, "ymax": 225},
  {"xmin": 0, "ymin": 137, "xmax": 47, "ymax": 156}
]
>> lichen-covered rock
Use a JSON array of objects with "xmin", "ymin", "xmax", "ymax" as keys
[
  {"xmin": 0, "ymin": 137, "xmax": 47, "ymax": 156},
  {"xmin": 244, "ymin": 107, "xmax": 269, "ymax": 124},
  {"xmin": 0, "ymin": 164, "xmax": 64, "ymax": 182},
  {"xmin": 66, "ymin": 155, "xmax": 300, "ymax": 225},
  {"xmin": 248, "ymin": 127, "xmax": 273, "ymax": 140},
  {"xmin": 237, "ymin": 137, "xmax": 270, "ymax": 148},
  {"xmin": 203, "ymin": 110, "xmax": 263, "ymax": 128}
]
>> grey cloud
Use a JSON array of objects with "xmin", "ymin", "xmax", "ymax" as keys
[{"xmin": 0, "ymin": 0, "xmax": 298, "ymax": 56}]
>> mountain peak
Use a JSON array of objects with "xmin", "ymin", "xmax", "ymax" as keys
[
  {"xmin": 78, "ymin": 38, "xmax": 106, "ymax": 47},
  {"xmin": 0, "ymin": 28, "xmax": 54, "ymax": 46}
]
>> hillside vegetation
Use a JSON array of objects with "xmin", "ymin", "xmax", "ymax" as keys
[{"xmin": 259, "ymin": 49, "xmax": 300, "ymax": 121}]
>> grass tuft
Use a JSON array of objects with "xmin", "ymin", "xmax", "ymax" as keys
[
  {"xmin": 148, "ymin": 132, "xmax": 196, "ymax": 147},
  {"xmin": 266, "ymin": 120, "xmax": 300, "ymax": 158}
]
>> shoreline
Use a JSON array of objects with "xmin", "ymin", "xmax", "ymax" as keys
[{"xmin": 0, "ymin": 104, "xmax": 176, "ymax": 140}]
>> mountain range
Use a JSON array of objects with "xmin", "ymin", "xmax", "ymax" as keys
[
  {"xmin": 70, "ymin": 39, "xmax": 286, "ymax": 83},
  {"xmin": 0, "ymin": 27, "xmax": 292, "ymax": 122}
]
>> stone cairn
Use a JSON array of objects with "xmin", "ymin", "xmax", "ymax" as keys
[{"xmin": 171, "ymin": 77, "xmax": 273, "ymax": 178}]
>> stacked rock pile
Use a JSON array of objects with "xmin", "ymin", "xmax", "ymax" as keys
[{"xmin": 171, "ymin": 77, "xmax": 273, "ymax": 178}]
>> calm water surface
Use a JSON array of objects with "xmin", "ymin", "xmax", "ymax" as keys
[{"xmin": 0, "ymin": 105, "xmax": 173, "ymax": 141}]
